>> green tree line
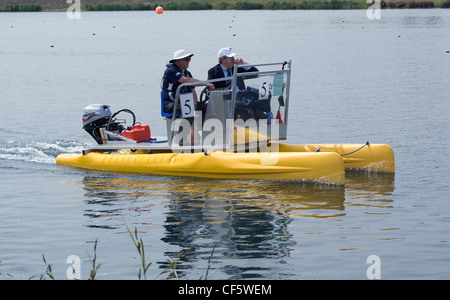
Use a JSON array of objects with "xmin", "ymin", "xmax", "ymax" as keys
[{"xmin": 1, "ymin": 1, "xmax": 449, "ymax": 12}]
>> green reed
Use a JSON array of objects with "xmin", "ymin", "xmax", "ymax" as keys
[
  {"xmin": 126, "ymin": 224, "xmax": 152, "ymax": 280},
  {"xmin": 1, "ymin": 235, "xmax": 219, "ymax": 280}
]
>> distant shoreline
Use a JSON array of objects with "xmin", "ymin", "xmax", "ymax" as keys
[{"xmin": 1, "ymin": 0, "xmax": 449, "ymax": 12}]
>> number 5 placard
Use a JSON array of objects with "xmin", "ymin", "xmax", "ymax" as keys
[
  {"xmin": 259, "ymin": 76, "xmax": 273, "ymax": 100},
  {"xmin": 179, "ymin": 93, "xmax": 195, "ymax": 118}
]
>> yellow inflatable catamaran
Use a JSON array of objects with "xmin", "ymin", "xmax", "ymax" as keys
[{"xmin": 56, "ymin": 61, "xmax": 394, "ymax": 185}]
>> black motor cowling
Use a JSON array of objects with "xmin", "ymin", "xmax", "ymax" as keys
[
  {"xmin": 82, "ymin": 104, "xmax": 123, "ymax": 144},
  {"xmin": 82, "ymin": 104, "xmax": 137, "ymax": 144}
]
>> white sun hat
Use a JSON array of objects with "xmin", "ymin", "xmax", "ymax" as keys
[
  {"xmin": 170, "ymin": 49, "xmax": 194, "ymax": 63},
  {"xmin": 218, "ymin": 47, "xmax": 236, "ymax": 58}
]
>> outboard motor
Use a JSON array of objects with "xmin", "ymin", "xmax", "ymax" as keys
[
  {"xmin": 82, "ymin": 104, "xmax": 149, "ymax": 144},
  {"xmin": 82, "ymin": 104, "xmax": 125, "ymax": 144},
  {"xmin": 82, "ymin": 104, "xmax": 112, "ymax": 144}
]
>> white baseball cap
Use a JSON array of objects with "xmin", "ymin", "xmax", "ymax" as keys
[
  {"xmin": 170, "ymin": 49, "xmax": 194, "ymax": 63},
  {"xmin": 218, "ymin": 47, "xmax": 236, "ymax": 58}
]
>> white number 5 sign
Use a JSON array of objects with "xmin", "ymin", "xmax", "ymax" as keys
[
  {"xmin": 179, "ymin": 93, "xmax": 195, "ymax": 118},
  {"xmin": 259, "ymin": 76, "xmax": 273, "ymax": 100}
]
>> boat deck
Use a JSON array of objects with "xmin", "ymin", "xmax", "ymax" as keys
[{"xmin": 82, "ymin": 140, "xmax": 207, "ymax": 155}]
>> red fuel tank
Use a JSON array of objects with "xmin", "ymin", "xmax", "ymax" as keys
[{"xmin": 121, "ymin": 124, "xmax": 151, "ymax": 142}]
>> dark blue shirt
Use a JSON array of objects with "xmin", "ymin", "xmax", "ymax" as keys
[{"xmin": 161, "ymin": 63, "xmax": 193, "ymax": 112}]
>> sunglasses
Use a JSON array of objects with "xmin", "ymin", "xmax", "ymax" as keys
[{"xmin": 183, "ymin": 57, "xmax": 191, "ymax": 62}]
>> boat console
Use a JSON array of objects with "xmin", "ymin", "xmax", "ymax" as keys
[{"xmin": 165, "ymin": 61, "xmax": 291, "ymax": 151}]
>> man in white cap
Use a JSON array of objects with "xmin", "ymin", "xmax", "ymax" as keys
[
  {"xmin": 207, "ymin": 47, "xmax": 258, "ymax": 90},
  {"xmin": 208, "ymin": 48, "xmax": 270, "ymax": 121},
  {"xmin": 162, "ymin": 49, "xmax": 214, "ymax": 115}
]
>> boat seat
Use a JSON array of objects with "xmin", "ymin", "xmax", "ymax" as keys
[{"xmin": 160, "ymin": 91, "xmax": 181, "ymax": 118}]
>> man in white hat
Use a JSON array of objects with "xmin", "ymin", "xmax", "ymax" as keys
[
  {"xmin": 207, "ymin": 47, "xmax": 258, "ymax": 90},
  {"xmin": 162, "ymin": 49, "xmax": 214, "ymax": 115}
]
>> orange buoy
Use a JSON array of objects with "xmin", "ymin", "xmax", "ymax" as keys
[{"xmin": 155, "ymin": 6, "xmax": 163, "ymax": 14}]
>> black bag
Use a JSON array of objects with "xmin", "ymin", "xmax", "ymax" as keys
[
  {"xmin": 235, "ymin": 89, "xmax": 258, "ymax": 107},
  {"xmin": 234, "ymin": 106, "xmax": 255, "ymax": 121},
  {"xmin": 234, "ymin": 88, "xmax": 271, "ymax": 121}
]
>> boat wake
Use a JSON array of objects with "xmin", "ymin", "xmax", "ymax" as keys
[{"xmin": 0, "ymin": 140, "xmax": 91, "ymax": 165}]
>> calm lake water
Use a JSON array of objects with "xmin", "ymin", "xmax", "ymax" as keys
[{"xmin": 1, "ymin": 9, "xmax": 449, "ymax": 280}]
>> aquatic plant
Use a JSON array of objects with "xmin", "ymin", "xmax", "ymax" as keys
[
  {"xmin": 27, "ymin": 241, "xmax": 101, "ymax": 280},
  {"xmin": 0, "ymin": 261, "xmax": 12, "ymax": 279},
  {"xmin": 156, "ymin": 248, "xmax": 189, "ymax": 280},
  {"xmin": 1, "ymin": 234, "xmax": 218, "ymax": 279},
  {"xmin": 87, "ymin": 240, "xmax": 102, "ymax": 280},
  {"xmin": 38, "ymin": 255, "xmax": 55, "ymax": 280},
  {"xmin": 201, "ymin": 246, "xmax": 222, "ymax": 280},
  {"xmin": 126, "ymin": 225, "xmax": 152, "ymax": 280}
]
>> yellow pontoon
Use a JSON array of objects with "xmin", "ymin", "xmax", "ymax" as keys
[
  {"xmin": 56, "ymin": 150, "xmax": 346, "ymax": 184},
  {"xmin": 277, "ymin": 142, "xmax": 395, "ymax": 173}
]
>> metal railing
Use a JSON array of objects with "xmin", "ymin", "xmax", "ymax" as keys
[{"xmin": 166, "ymin": 61, "xmax": 292, "ymax": 149}]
